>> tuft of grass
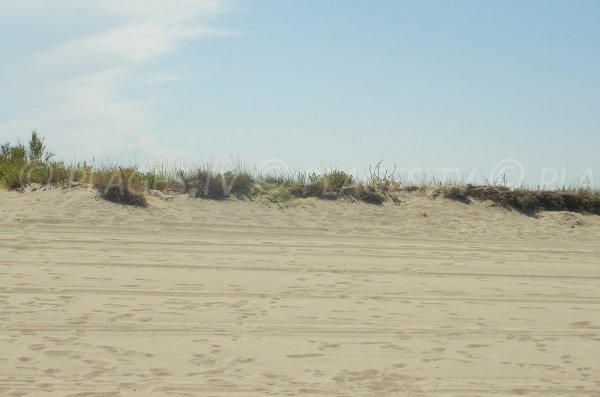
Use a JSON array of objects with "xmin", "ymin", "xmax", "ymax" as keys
[
  {"xmin": 225, "ymin": 170, "xmax": 254, "ymax": 198},
  {"xmin": 92, "ymin": 167, "xmax": 148, "ymax": 207},
  {"xmin": 350, "ymin": 184, "xmax": 386, "ymax": 205},
  {"xmin": 323, "ymin": 170, "xmax": 354, "ymax": 190},
  {"xmin": 266, "ymin": 187, "xmax": 295, "ymax": 204},
  {"xmin": 434, "ymin": 185, "xmax": 471, "ymax": 203},
  {"xmin": 259, "ymin": 170, "xmax": 305, "ymax": 186},
  {"xmin": 180, "ymin": 167, "xmax": 255, "ymax": 199},
  {"xmin": 1, "ymin": 131, "xmax": 58, "ymax": 189},
  {"xmin": 288, "ymin": 170, "xmax": 356, "ymax": 199},
  {"xmin": 0, "ymin": 163, "xmax": 21, "ymax": 189}
]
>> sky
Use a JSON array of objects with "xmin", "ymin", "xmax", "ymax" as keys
[{"xmin": 1, "ymin": 0, "xmax": 599, "ymax": 186}]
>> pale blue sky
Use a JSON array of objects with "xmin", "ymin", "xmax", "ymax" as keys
[{"xmin": 1, "ymin": 1, "xmax": 599, "ymax": 186}]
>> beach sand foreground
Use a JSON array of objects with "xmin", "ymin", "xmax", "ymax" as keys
[{"xmin": 1, "ymin": 188, "xmax": 599, "ymax": 396}]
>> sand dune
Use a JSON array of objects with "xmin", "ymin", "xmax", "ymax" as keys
[{"xmin": 1, "ymin": 188, "xmax": 599, "ymax": 396}]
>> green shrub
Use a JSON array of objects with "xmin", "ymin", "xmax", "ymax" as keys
[
  {"xmin": 0, "ymin": 163, "xmax": 21, "ymax": 189},
  {"xmin": 324, "ymin": 170, "xmax": 354, "ymax": 190},
  {"xmin": 142, "ymin": 171, "xmax": 168, "ymax": 191},
  {"xmin": 224, "ymin": 170, "xmax": 254, "ymax": 197},
  {"xmin": 28, "ymin": 130, "xmax": 53, "ymax": 162},
  {"xmin": 185, "ymin": 168, "xmax": 255, "ymax": 199},
  {"xmin": 0, "ymin": 142, "xmax": 27, "ymax": 164}
]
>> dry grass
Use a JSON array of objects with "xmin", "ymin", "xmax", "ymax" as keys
[
  {"xmin": 435, "ymin": 185, "xmax": 600, "ymax": 215},
  {"xmin": 92, "ymin": 167, "xmax": 148, "ymax": 207},
  {"xmin": 266, "ymin": 187, "xmax": 295, "ymax": 204},
  {"xmin": 2, "ymin": 133, "xmax": 599, "ymax": 213},
  {"xmin": 178, "ymin": 167, "xmax": 255, "ymax": 199}
]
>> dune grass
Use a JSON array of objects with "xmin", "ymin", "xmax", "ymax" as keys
[
  {"xmin": 434, "ymin": 184, "xmax": 600, "ymax": 215},
  {"xmin": 0, "ymin": 132, "xmax": 147, "ymax": 206},
  {"xmin": 1, "ymin": 132, "xmax": 599, "ymax": 214}
]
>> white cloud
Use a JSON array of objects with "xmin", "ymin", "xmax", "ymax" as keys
[
  {"xmin": 0, "ymin": 0, "xmax": 234, "ymax": 160},
  {"xmin": 38, "ymin": 19, "xmax": 235, "ymax": 71},
  {"xmin": 0, "ymin": 71, "xmax": 152, "ymax": 160},
  {"xmin": 0, "ymin": 0, "xmax": 229, "ymax": 26},
  {"xmin": 145, "ymin": 71, "xmax": 193, "ymax": 84},
  {"xmin": 93, "ymin": 0, "xmax": 228, "ymax": 22}
]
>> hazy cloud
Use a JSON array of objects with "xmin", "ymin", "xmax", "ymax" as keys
[{"xmin": 0, "ymin": 0, "xmax": 234, "ymax": 160}]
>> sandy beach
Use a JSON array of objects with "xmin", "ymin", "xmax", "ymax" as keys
[{"xmin": 1, "ymin": 188, "xmax": 600, "ymax": 396}]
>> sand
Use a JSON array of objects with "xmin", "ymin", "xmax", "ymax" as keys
[{"xmin": 1, "ymin": 188, "xmax": 600, "ymax": 396}]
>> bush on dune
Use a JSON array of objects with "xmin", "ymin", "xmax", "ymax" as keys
[
  {"xmin": 179, "ymin": 168, "xmax": 255, "ymax": 199},
  {"xmin": 266, "ymin": 187, "xmax": 295, "ymax": 204},
  {"xmin": 1, "ymin": 132, "xmax": 52, "ymax": 189},
  {"xmin": 92, "ymin": 167, "xmax": 148, "ymax": 207},
  {"xmin": 0, "ymin": 132, "xmax": 149, "ymax": 207},
  {"xmin": 435, "ymin": 185, "xmax": 600, "ymax": 215}
]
